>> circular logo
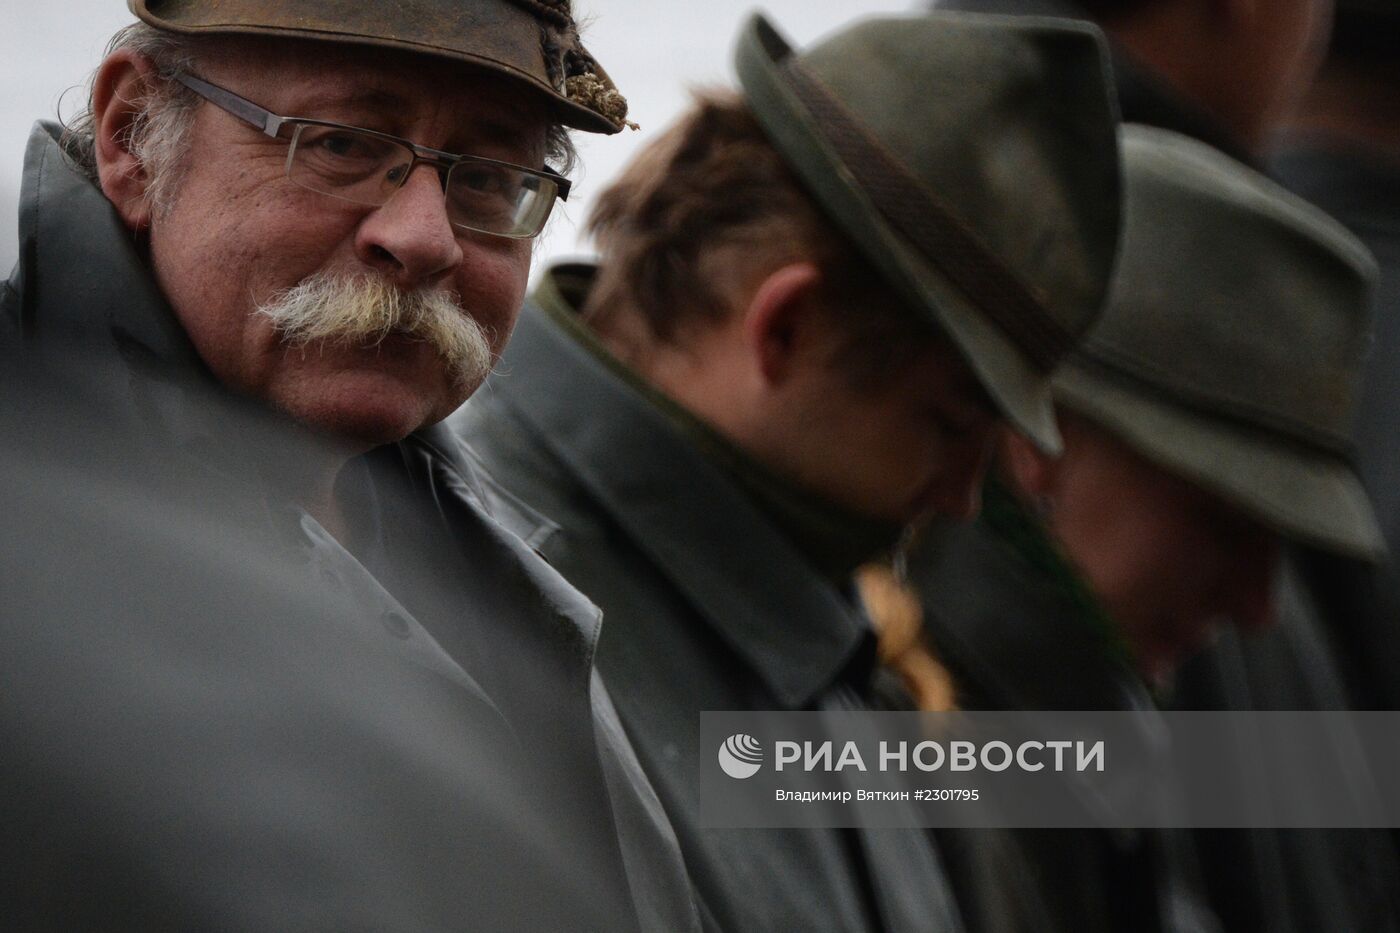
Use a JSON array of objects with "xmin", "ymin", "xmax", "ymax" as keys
[{"xmin": 718, "ymin": 733, "xmax": 763, "ymax": 779}]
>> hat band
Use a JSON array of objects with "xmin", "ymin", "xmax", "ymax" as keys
[
  {"xmin": 780, "ymin": 59, "xmax": 1072, "ymax": 372},
  {"xmin": 1069, "ymin": 344, "xmax": 1357, "ymax": 460}
]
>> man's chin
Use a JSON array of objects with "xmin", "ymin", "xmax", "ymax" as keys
[{"xmin": 273, "ymin": 376, "xmax": 471, "ymax": 450}]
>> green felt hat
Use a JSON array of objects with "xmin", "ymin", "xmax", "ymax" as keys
[
  {"xmin": 733, "ymin": 11, "xmax": 1123, "ymax": 453},
  {"xmin": 1056, "ymin": 125, "xmax": 1384, "ymax": 560},
  {"xmin": 130, "ymin": 0, "xmax": 630, "ymax": 133}
]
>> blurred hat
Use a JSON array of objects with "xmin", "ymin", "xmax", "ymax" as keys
[
  {"xmin": 129, "ymin": 0, "xmax": 630, "ymax": 133},
  {"xmin": 733, "ymin": 11, "xmax": 1123, "ymax": 454},
  {"xmin": 1056, "ymin": 125, "xmax": 1384, "ymax": 560}
]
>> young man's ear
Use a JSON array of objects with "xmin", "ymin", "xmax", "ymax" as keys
[
  {"xmin": 742, "ymin": 261, "xmax": 825, "ymax": 386},
  {"xmin": 91, "ymin": 50, "xmax": 165, "ymax": 232}
]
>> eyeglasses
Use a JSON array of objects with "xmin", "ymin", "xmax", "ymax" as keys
[{"xmin": 172, "ymin": 72, "xmax": 570, "ymax": 239}]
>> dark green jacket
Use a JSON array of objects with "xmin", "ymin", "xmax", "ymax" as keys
[
  {"xmin": 451, "ymin": 266, "xmax": 965, "ymax": 932},
  {"xmin": 1, "ymin": 123, "xmax": 695, "ymax": 932}
]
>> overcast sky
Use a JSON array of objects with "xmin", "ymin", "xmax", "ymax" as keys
[{"xmin": 1, "ymin": 1, "xmax": 917, "ymax": 278}]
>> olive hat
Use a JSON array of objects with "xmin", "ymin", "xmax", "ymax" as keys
[
  {"xmin": 733, "ymin": 11, "xmax": 1123, "ymax": 453},
  {"xmin": 1056, "ymin": 125, "xmax": 1384, "ymax": 560},
  {"xmin": 129, "ymin": 0, "xmax": 630, "ymax": 133}
]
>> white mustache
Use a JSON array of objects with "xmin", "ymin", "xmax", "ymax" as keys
[{"xmin": 255, "ymin": 271, "xmax": 495, "ymax": 390}]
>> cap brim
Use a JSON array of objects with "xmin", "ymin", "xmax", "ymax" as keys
[
  {"xmin": 734, "ymin": 12, "xmax": 1062, "ymax": 454},
  {"xmin": 1056, "ymin": 366, "xmax": 1386, "ymax": 561},
  {"xmin": 131, "ymin": 0, "xmax": 621, "ymax": 134}
]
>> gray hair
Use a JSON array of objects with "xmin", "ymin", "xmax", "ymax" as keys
[
  {"xmin": 63, "ymin": 22, "xmax": 577, "ymax": 220},
  {"xmin": 62, "ymin": 22, "xmax": 202, "ymax": 219}
]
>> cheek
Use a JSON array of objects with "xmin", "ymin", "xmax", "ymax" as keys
[
  {"xmin": 1141, "ymin": 514, "xmax": 1241, "ymax": 621},
  {"xmin": 454, "ymin": 240, "xmax": 531, "ymax": 353},
  {"xmin": 152, "ymin": 182, "xmax": 366, "ymax": 386}
]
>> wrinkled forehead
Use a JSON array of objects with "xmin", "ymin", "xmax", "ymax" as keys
[{"xmin": 190, "ymin": 35, "xmax": 554, "ymax": 155}]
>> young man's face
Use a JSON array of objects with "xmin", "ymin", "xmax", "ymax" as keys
[{"xmin": 758, "ymin": 322, "xmax": 1004, "ymax": 527}]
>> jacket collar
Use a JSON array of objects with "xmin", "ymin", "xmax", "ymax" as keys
[
  {"xmin": 494, "ymin": 265, "xmax": 874, "ymax": 708},
  {"xmin": 14, "ymin": 123, "xmax": 210, "ymax": 380},
  {"xmin": 7, "ymin": 122, "xmax": 273, "ymax": 480}
]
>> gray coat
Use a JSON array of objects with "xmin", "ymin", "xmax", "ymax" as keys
[
  {"xmin": 452, "ymin": 267, "xmax": 966, "ymax": 932},
  {"xmin": 1, "ymin": 123, "xmax": 695, "ymax": 932}
]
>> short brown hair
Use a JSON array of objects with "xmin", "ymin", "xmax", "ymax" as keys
[{"xmin": 583, "ymin": 90, "xmax": 937, "ymax": 381}]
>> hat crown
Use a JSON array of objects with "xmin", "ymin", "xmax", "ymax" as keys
[
  {"xmin": 1081, "ymin": 125, "xmax": 1377, "ymax": 451},
  {"xmin": 130, "ymin": 0, "xmax": 628, "ymax": 133},
  {"xmin": 800, "ymin": 14, "xmax": 1121, "ymax": 346}
]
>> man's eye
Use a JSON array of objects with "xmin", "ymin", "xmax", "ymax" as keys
[
  {"xmin": 315, "ymin": 132, "xmax": 375, "ymax": 160},
  {"xmin": 456, "ymin": 166, "xmax": 508, "ymax": 194}
]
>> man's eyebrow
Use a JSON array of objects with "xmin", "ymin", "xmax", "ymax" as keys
[
  {"xmin": 286, "ymin": 89, "xmax": 540, "ymax": 156},
  {"xmin": 288, "ymin": 87, "xmax": 411, "ymax": 117}
]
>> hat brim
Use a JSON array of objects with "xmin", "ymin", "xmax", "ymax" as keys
[
  {"xmin": 734, "ymin": 13, "xmax": 1062, "ymax": 454},
  {"xmin": 1056, "ymin": 365, "xmax": 1385, "ymax": 561},
  {"xmin": 131, "ymin": 0, "xmax": 621, "ymax": 134}
]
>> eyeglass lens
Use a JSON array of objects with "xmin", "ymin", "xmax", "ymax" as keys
[{"xmin": 288, "ymin": 125, "xmax": 555, "ymax": 238}]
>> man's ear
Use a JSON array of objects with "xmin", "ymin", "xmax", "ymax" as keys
[
  {"xmin": 999, "ymin": 428, "xmax": 1060, "ymax": 501},
  {"xmin": 91, "ymin": 50, "xmax": 165, "ymax": 232},
  {"xmin": 742, "ymin": 261, "xmax": 825, "ymax": 386}
]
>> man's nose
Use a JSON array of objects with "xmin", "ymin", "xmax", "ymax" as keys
[{"xmin": 354, "ymin": 164, "xmax": 463, "ymax": 286}]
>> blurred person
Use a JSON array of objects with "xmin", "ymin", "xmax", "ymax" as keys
[
  {"xmin": 933, "ymin": 0, "xmax": 1334, "ymax": 162},
  {"xmin": 918, "ymin": 3, "xmax": 1400, "ymax": 930},
  {"xmin": 452, "ymin": 10, "xmax": 1125, "ymax": 930},
  {"xmin": 1270, "ymin": 0, "xmax": 1400, "ymax": 711},
  {"xmin": 1183, "ymin": 4, "xmax": 1400, "ymax": 926},
  {"xmin": 909, "ymin": 125, "xmax": 1392, "ymax": 932},
  {"xmin": 0, "ymin": 1, "xmax": 700, "ymax": 929}
]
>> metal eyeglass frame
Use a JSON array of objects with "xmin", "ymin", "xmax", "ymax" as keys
[{"xmin": 171, "ymin": 71, "xmax": 571, "ymax": 239}]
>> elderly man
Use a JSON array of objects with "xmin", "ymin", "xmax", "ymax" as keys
[
  {"xmin": 1, "ymin": 2, "xmax": 698, "ymax": 930},
  {"xmin": 453, "ymin": 11, "xmax": 1124, "ymax": 930}
]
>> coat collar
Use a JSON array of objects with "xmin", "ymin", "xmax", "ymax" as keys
[
  {"xmin": 7, "ymin": 121, "xmax": 276, "ymax": 483},
  {"xmin": 492, "ymin": 265, "xmax": 875, "ymax": 708},
  {"xmin": 13, "ymin": 123, "xmax": 210, "ymax": 380}
]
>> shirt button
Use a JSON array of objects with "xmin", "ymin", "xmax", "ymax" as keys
[{"xmin": 380, "ymin": 608, "xmax": 413, "ymax": 640}]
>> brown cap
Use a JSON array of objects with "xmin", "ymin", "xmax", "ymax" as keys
[{"xmin": 129, "ymin": 0, "xmax": 631, "ymax": 133}]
